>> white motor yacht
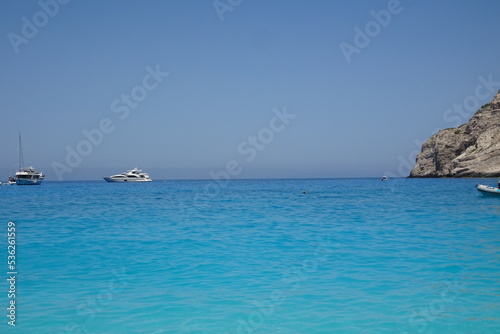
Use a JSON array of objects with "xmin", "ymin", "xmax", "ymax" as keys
[
  {"xmin": 103, "ymin": 168, "xmax": 152, "ymax": 182},
  {"xmin": 16, "ymin": 166, "xmax": 44, "ymax": 185}
]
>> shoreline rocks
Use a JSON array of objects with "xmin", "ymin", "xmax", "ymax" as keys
[{"xmin": 409, "ymin": 90, "xmax": 500, "ymax": 178}]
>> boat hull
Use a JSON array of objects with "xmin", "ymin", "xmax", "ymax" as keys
[
  {"xmin": 476, "ymin": 184, "xmax": 500, "ymax": 195},
  {"xmin": 16, "ymin": 177, "xmax": 44, "ymax": 185}
]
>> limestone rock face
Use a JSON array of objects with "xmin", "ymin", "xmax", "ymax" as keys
[{"xmin": 410, "ymin": 90, "xmax": 500, "ymax": 177}]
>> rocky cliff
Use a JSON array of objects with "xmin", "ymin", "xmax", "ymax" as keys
[{"xmin": 410, "ymin": 90, "xmax": 500, "ymax": 177}]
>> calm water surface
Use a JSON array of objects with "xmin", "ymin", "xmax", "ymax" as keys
[{"xmin": 0, "ymin": 178, "xmax": 499, "ymax": 333}]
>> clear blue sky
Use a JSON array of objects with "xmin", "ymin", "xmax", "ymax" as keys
[{"xmin": 1, "ymin": 0, "xmax": 500, "ymax": 180}]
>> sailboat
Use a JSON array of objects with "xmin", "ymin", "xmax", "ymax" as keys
[{"xmin": 15, "ymin": 133, "xmax": 44, "ymax": 185}]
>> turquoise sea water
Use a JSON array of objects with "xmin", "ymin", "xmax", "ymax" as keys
[{"xmin": 0, "ymin": 178, "xmax": 499, "ymax": 333}]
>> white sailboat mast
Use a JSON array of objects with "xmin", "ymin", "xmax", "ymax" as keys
[{"xmin": 18, "ymin": 132, "xmax": 25, "ymax": 170}]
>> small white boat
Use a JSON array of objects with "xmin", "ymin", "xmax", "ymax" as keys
[
  {"xmin": 476, "ymin": 184, "xmax": 500, "ymax": 195},
  {"xmin": 0, "ymin": 177, "xmax": 16, "ymax": 186},
  {"xmin": 381, "ymin": 176, "xmax": 388, "ymax": 181},
  {"xmin": 15, "ymin": 133, "xmax": 44, "ymax": 185},
  {"xmin": 103, "ymin": 168, "xmax": 152, "ymax": 182}
]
